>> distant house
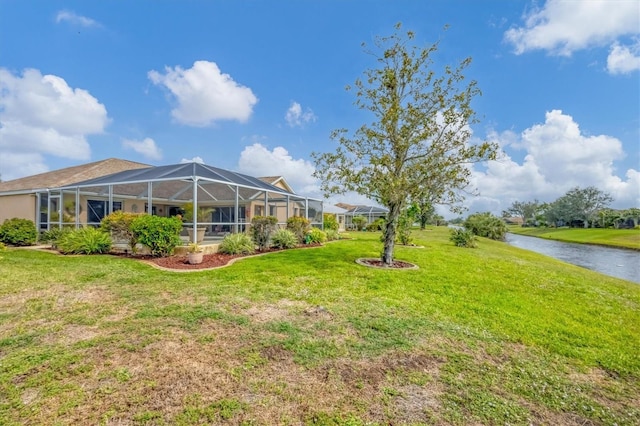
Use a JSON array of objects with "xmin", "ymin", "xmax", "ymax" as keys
[
  {"xmin": 0, "ymin": 158, "xmax": 322, "ymax": 242},
  {"xmin": 323, "ymin": 204, "xmax": 348, "ymax": 231},
  {"xmin": 336, "ymin": 203, "xmax": 389, "ymax": 230}
]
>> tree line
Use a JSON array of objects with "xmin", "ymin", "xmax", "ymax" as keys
[{"xmin": 502, "ymin": 186, "xmax": 640, "ymax": 229}]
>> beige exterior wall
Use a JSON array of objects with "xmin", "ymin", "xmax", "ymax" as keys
[{"xmin": 0, "ymin": 194, "xmax": 36, "ymax": 224}]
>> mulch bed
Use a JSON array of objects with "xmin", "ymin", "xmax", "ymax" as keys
[
  {"xmin": 356, "ymin": 258, "xmax": 418, "ymax": 269},
  {"xmin": 140, "ymin": 243, "xmax": 322, "ymax": 271}
]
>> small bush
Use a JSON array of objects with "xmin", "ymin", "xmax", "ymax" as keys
[
  {"xmin": 251, "ymin": 216, "xmax": 278, "ymax": 251},
  {"xmin": 270, "ymin": 229, "xmax": 298, "ymax": 249},
  {"xmin": 464, "ymin": 212, "xmax": 508, "ymax": 241},
  {"xmin": 287, "ymin": 216, "xmax": 311, "ymax": 243},
  {"xmin": 449, "ymin": 228, "xmax": 477, "ymax": 248},
  {"xmin": 58, "ymin": 227, "xmax": 112, "ymax": 254},
  {"xmin": 325, "ymin": 229, "xmax": 341, "ymax": 241},
  {"xmin": 130, "ymin": 215, "xmax": 182, "ymax": 257},
  {"xmin": 101, "ymin": 211, "xmax": 143, "ymax": 254},
  {"xmin": 396, "ymin": 212, "xmax": 413, "ymax": 245},
  {"xmin": 351, "ymin": 216, "xmax": 367, "ymax": 231},
  {"xmin": 306, "ymin": 227, "xmax": 327, "ymax": 244},
  {"xmin": 323, "ymin": 213, "xmax": 339, "ymax": 231},
  {"xmin": 39, "ymin": 227, "xmax": 71, "ymax": 249},
  {"xmin": 366, "ymin": 218, "xmax": 385, "ymax": 232},
  {"xmin": 218, "ymin": 233, "xmax": 255, "ymax": 255},
  {"xmin": 0, "ymin": 218, "xmax": 37, "ymax": 246}
]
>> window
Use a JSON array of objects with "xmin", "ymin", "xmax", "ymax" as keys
[{"xmin": 87, "ymin": 200, "xmax": 122, "ymax": 223}]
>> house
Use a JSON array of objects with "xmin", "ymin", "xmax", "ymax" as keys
[
  {"xmin": 322, "ymin": 204, "xmax": 348, "ymax": 231},
  {"xmin": 0, "ymin": 158, "xmax": 149, "ymax": 225},
  {"xmin": 0, "ymin": 159, "xmax": 323, "ymax": 242},
  {"xmin": 336, "ymin": 203, "xmax": 389, "ymax": 230}
]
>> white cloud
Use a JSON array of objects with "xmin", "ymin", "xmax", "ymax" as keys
[
  {"xmin": 55, "ymin": 10, "xmax": 101, "ymax": 28},
  {"xmin": 285, "ymin": 101, "xmax": 317, "ymax": 127},
  {"xmin": 180, "ymin": 156, "xmax": 205, "ymax": 164},
  {"xmin": 505, "ymin": 0, "xmax": 639, "ymax": 56},
  {"xmin": 148, "ymin": 60, "xmax": 258, "ymax": 127},
  {"xmin": 122, "ymin": 137, "xmax": 162, "ymax": 161},
  {"xmin": 238, "ymin": 143, "xmax": 318, "ymax": 194},
  {"xmin": 0, "ymin": 68, "xmax": 109, "ymax": 181},
  {"xmin": 470, "ymin": 110, "xmax": 639, "ymax": 216},
  {"xmin": 607, "ymin": 41, "xmax": 640, "ymax": 74}
]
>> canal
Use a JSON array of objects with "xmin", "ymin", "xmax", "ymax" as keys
[{"xmin": 505, "ymin": 233, "xmax": 640, "ymax": 284}]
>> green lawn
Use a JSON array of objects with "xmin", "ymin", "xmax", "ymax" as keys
[
  {"xmin": 508, "ymin": 225, "xmax": 640, "ymax": 250},
  {"xmin": 1, "ymin": 228, "xmax": 639, "ymax": 425}
]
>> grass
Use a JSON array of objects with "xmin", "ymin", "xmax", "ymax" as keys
[
  {"xmin": 508, "ymin": 225, "xmax": 640, "ymax": 250},
  {"xmin": 0, "ymin": 228, "xmax": 639, "ymax": 425}
]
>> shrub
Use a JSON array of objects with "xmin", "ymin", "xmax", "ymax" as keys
[
  {"xmin": 218, "ymin": 233, "xmax": 255, "ymax": 255},
  {"xmin": 351, "ymin": 216, "xmax": 367, "ymax": 231},
  {"xmin": 325, "ymin": 229, "xmax": 341, "ymax": 241},
  {"xmin": 323, "ymin": 213, "xmax": 339, "ymax": 231},
  {"xmin": 250, "ymin": 216, "xmax": 278, "ymax": 251},
  {"xmin": 449, "ymin": 228, "xmax": 477, "ymax": 248},
  {"xmin": 270, "ymin": 229, "xmax": 298, "ymax": 249},
  {"xmin": 58, "ymin": 227, "xmax": 112, "ymax": 254},
  {"xmin": 306, "ymin": 227, "xmax": 327, "ymax": 244},
  {"xmin": 287, "ymin": 216, "xmax": 311, "ymax": 243},
  {"xmin": 101, "ymin": 211, "xmax": 143, "ymax": 254},
  {"xmin": 39, "ymin": 227, "xmax": 71, "ymax": 249},
  {"xmin": 366, "ymin": 218, "xmax": 385, "ymax": 232},
  {"xmin": 0, "ymin": 218, "xmax": 37, "ymax": 246},
  {"xmin": 396, "ymin": 212, "xmax": 413, "ymax": 245},
  {"xmin": 464, "ymin": 212, "xmax": 508, "ymax": 241},
  {"xmin": 130, "ymin": 215, "xmax": 182, "ymax": 257}
]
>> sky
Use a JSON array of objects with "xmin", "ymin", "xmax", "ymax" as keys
[{"xmin": 1, "ymin": 0, "xmax": 638, "ymax": 218}]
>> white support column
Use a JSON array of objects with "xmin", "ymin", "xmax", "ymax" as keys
[
  {"xmin": 75, "ymin": 188, "xmax": 80, "ymax": 228},
  {"xmin": 234, "ymin": 185, "xmax": 239, "ymax": 233},
  {"xmin": 192, "ymin": 178, "xmax": 198, "ymax": 244}
]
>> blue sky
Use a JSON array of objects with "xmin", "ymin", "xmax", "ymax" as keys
[{"xmin": 1, "ymin": 0, "xmax": 638, "ymax": 216}]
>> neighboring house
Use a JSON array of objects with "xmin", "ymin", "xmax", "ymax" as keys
[
  {"xmin": 323, "ymin": 204, "xmax": 348, "ymax": 231},
  {"xmin": 0, "ymin": 159, "xmax": 322, "ymax": 242},
  {"xmin": 336, "ymin": 203, "xmax": 389, "ymax": 230}
]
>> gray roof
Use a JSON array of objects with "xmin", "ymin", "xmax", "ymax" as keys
[
  {"xmin": 61, "ymin": 162, "xmax": 300, "ymax": 197},
  {"xmin": 347, "ymin": 205, "xmax": 388, "ymax": 215}
]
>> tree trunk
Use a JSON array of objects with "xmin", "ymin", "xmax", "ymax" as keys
[{"xmin": 381, "ymin": 202, "xmax": 401, "ymax": 266}]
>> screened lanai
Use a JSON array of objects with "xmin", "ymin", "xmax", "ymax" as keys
[{"xmin": 37, "ymin": 162, "xmax": 323, "ymax": 243}]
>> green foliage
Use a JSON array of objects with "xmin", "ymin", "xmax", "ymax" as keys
[
  {"xmin": 464, "ymin": 212, "xmax": 508, "ymax": 241},
  {"xmin": 39, "ymin": 227, "xmax": 71, "ymax": 249},
  {"xmin": 0, "ymin": 218, "xmax": 37, "ymax": 246},
  {"xmin": 306, "ymin": 227, "xmax": 327, "ymax": 244},
  {"xmin": 57, "ymin": 227, "xmax": 112, "ymax": 254},
  {"xmin": 366, "ymin": 218, "xmax": 385, "ymax": 232},
  {"xmin": 325, "ymin": 229, "xmax": 341, "ymax": 241},
  {"xmin": 312, "ymin": 23, "xmax": 498, "ymax": 265},
  {"xmin": 250, "ymin": 216, "xmax": 278, "ymax": 251},
  {"xmin": 270, "ymin": 229, "xmax": 298, "ymax": 249},
  {"xmin": 322, "ymin": 213, "xmax": 339, "ymax": 231},
  {"xmin": 351, "ymin": 215, "xmax": 368, "ymax": 231},
  {"xmin": 218, "ymin": 233, "xmax": 255, "ymax": 255},
  {"xmin": 396, "ymin": 211, "xmax": 413, "ymax": 245},
  {"xmin": 130, "ymin": 215, "xmax": 182, "ymax": 257},
  {"xmin": 181, "ymin": 202, "xmax": 215, "ymax": 223},
  {"xmin": 449, "ymin": 228, "xmax": 477, "ymax": 248},
  {"xmin": 101, "ymin": 211, "xmax": 143, "ymax": 254},
  {"xmin": 286, "ymin": 216, "xmax": 311, "ymax": 243}
]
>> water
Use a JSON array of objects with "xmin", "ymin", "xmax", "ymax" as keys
[{"xmin": 505, "ymin": 233, "xmax": 640, "ymax": 284}]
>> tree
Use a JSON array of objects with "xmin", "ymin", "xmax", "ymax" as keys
[
  {"xmin": 313, "ymin": 24, "xmax": 498, "ymax": 265},
  {"xmin": 503, "ymin": 200, "xmax": 541, "ymax": 226},
  {"xmin": 408, "ymin": 200, "xmax": 434, "ymax": 229},
  {"xmin": 563, "ymin": 186, "xmax": 613, "ymax": 228}
]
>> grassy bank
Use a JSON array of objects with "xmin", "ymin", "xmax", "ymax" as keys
[
  {"xmin": 508, "ymin": 225, "xmax": 640, "ymax": 250},
  {"xmin": 1, "ymin": 228, "xmax": 639, "ymax": 425}
]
